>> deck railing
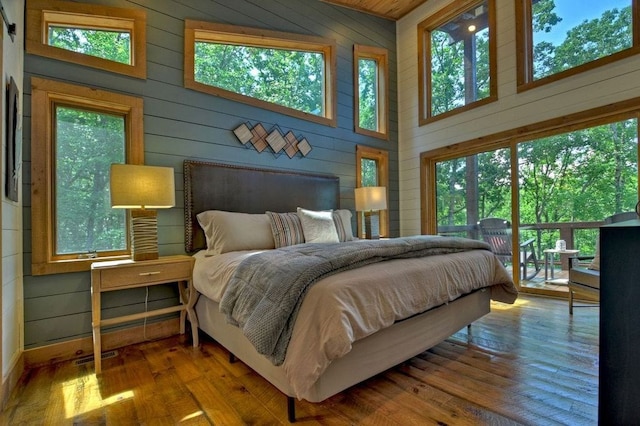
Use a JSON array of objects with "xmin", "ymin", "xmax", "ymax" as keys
[{"xmin": 437, "ymin": 220, "xmax": 605, "ymax": 270}]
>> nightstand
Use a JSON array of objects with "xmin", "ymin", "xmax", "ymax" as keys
[{"xmin": 91, "ymin": 255, "xmax": 197, "ymax": 373}]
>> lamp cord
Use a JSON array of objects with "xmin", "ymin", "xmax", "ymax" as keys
[{"xmin": 143, "ymin": 287, "xmax": 148, "ymax": 340}]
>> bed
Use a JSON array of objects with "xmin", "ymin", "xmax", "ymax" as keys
[{"xmin": 183, "ymin": 160, "xmax": 518, "ymax": 422}]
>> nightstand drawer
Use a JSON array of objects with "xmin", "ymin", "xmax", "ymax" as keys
[{"xmin": 99, "ymin": 261, "xmax": 191, "ymax": 289}]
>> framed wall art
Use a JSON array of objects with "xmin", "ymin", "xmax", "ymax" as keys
[{"xmin": 6, "ymin": 76, "xmax": 19, "ymax": 202}]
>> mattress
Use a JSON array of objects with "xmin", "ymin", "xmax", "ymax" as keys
[{"xmin": 192, "ymin": 247, "xmax": 516, "ymax": 398}]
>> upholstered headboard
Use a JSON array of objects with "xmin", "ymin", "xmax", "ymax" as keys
[{"xmin": 184, "ymin": 160, "xmax": 340, "ymax": 253}]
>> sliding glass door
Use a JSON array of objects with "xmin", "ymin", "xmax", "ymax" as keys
[
  {"xmin": 516, "ymin": 118, "xmax": 638, "ymax": 291},
  {"xmin": 435, "ymin": 148, "xmax": 512, "ymax": 240},
  {"xmin": 429, "ymin": 116, "xmax": 638, "ymax": 294}
]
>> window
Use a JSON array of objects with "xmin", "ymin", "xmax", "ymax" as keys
[
  {"xmin": 184, "ymin": 20, "xmax": 337, "ymax": 127},
  {"xmin": 356, "ymin": 145, "xmax": 390, "ymax": 237},
  {"xmin": 354, "ymin": 45, "xmax": 389, "ymax": 139},
  {"xmin": 31, "ymin": 77, "xmax": 144, "ymax": 275},
  {"xmin": 418, "ymin": 0, "xmax": 497, "ymax": 125},
  {"xmin": 516, "ymin": 0, "xmax": 637, "ymax": 91},
  {"xmin": 420, "ymin": 99, "xmax": 640, "ymax": 291},
  {"xmin": 26, "ymin": 0, "xmax": 146, "ymax": 79}
]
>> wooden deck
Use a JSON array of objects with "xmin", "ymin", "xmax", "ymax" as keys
[
  {"xmin": 0, "ymin": 294, "xmax": 598, "ymax": 425},
  {"xmin": 523, "ymin": 271, "xmax": 572, "ymax": 293}
]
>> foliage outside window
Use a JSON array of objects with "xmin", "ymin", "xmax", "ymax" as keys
[
  {"xmin": 184, "ymin": 20, "xmax": 337, "ymax": 127},
  {"xmin": 435, "ymin": 149, "xmax": 512, "ymax": 241},
  {"xmin": 55, "ymin": 106, "xmax": 127, "ymax": 255},
  {"xmin": 517, "ymin": 0, "xmax": 636, "ymax": 91},
  {"xmin": 31, "ymin": 77, "xmax": 144, "ymax": 275},
  {"xmin": 48, "ymin": 26, "xmax": 131, "ymax": 65},
  {"xmin": 434, "ymin": 118, "xmax": 638, "ymax": 262},
  {"xmin": 421, "ymin": 105, "xmax": 640, "ymax": 289},
  {"xmin": 26, "ymin": 0, "xmax": 146, "ymax": 79},
  {"xmin": 354, "ymin": 45, "xmax": 389, "ymax": 139},
  {"xmin": 517, "ymin": 119, "xmax": 638, "ymax": 226},
  {"xmin": 418, "ymin": 0, "xmax": 497, "ymax": 125},
  {"xmin": 356, "ymin": 145, "xmax": 390, "ymax": 238}
]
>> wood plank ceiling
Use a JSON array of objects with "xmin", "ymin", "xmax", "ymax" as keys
[{"xmin": 321, "ymin": 0, "xmax": 430, "ymax": 20}]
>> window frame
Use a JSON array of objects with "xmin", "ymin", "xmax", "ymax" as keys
[
  {"xmin": 354, "ymin": 44, "xmax": 389, "ymax": 140},
  {"xmin": 417, "ymin": 0, "xmax": 497, "ymax": 125},
  {"xmin": 356, "ymin": 145, "xmax": 390, "ymax": 238},
  {"xmin": 516, "ymin": 0, "xmax": 640, "ymax": 92},
  {"xmin": 26, "ymin": 0, "xmax": 147, "ymax": 79},
  {"xmin": 31, "ymin": 77, "xmax": 144, "ymax": 276},
  {"xmin": 184, "ymin": 20, "xmax": 337, "ymax": 127},
  {"xmin": 419, "ymin": 98, "xmax": 640, "ymax": 250}
]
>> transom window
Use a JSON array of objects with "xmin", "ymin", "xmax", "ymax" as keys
[
  {"xmin": 418, "ymin": 0, "xmax": 497, "ymax": 124},
  {"xmin": 184, "ymin": 20, "xmax": 337, "ymax": 127},
  {"xmin": 516, "ymin": 0, "xmax": 636, "ymax": 91},
  {"xmin": 354, "ymin": 45, "xmax": 389, "ymax": 139},
  {"xmin": 26, "ymin": 0, "xmax": 146, "ymax": 79},
  {"xmin": 31, "ymin": 77, "xmax": 144, "ymax": 275},
  {"xmin": 48, "ymin": 25, "xmax": 132, "ymax": 65}
]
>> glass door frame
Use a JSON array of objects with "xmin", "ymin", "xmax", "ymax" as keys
[{"xmin": 420, "ymin": 103, "xmax": 640, "ymax": 293}]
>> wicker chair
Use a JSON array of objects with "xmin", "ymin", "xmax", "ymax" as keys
[{"xmin": 478, "ymin": 218, "xmax": 541, "ymax": 280}]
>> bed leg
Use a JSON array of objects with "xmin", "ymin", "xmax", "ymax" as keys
[
  {"xmin": 229, "ymin": 353, "xmax": 237, "ymax": 363},
  {"xmin": 287, "ymin": 396, "xmax": 296, "ymax": 423}
]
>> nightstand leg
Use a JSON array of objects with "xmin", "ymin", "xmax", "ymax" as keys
[
  {"xmin": 91, "ymin": 289, "xmax": 102, "ymax": 374},
  {"xmin": 178, "ymin": 281, "xmax": 187, "ymax": 335},
  {"xmin": 179, "ymin": 280, "xmax": 200, "ymax": 347},
  {"xmin": 188, "ymin": 282, "xmax": 199, "ymax": 348},
  {"xmin": 93, "ymin": 326, "xmax": 101, "ymax": 374}
]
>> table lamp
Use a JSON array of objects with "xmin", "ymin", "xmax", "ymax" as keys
[
  {"xmin": 110, "ymin": 164, "xmax": 175, "ymax": 261},
  {"xmin": 355, "ymin": 186, "xmax": 387, "ymax": 239}
]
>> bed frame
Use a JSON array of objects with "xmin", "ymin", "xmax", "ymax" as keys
[{"xmin": 183, "ymin": 160, "xmax": 491, "ymax": 422}]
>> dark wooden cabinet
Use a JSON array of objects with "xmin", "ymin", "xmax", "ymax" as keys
[{"xmin": 600, "ymin": 219, "xmax": 640, "ymax": 424}]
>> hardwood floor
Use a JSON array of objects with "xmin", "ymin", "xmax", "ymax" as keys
[{"xmin": 0, "ymin": 294, "xmax": 598, "ymax": 425}]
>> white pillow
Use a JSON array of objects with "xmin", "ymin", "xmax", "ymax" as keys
[
  {"xmin": 196, "ymin": 210, "xmax": 275, "ymax": 255},
  {"xmin": 333, "ymin": 209, "xmax": 356, "ymax": 241},
  {"xmin": 296, "ymin": 207, "xmax": 339, "ymax": 243}
]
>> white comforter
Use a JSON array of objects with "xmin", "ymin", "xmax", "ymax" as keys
[{"xmin": 192, "ymin": 247, "xmax": 517, "ymax": 398}]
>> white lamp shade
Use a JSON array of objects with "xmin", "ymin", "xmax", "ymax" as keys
[
  {"xmin": 355, "ymin": 186, "xmax": 387, "ymax": 211},
  {"xmin": 110, "ymin": 164, "xmax": 175, "ymax": 209}
]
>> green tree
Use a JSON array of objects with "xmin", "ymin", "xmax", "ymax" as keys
[
  {"xmin": 358, "ymin": 58, "xmax": 377, "ymax": 131},
  {"xmin": 436, "ymin": 1, "xmax": 638, "ymax": 245},
  {"xmin": 194, "ymin": 43, "xmax": 324, "ymax": 116},
  {"xmin": 552, "ymin": 6, "xmax": 631, "ymax": 75},
  {"xmin": 532, "ymin": 1, "xmax": 631, "ymax": 79},
  {"xmin": 361, "ymin": 159, "xmax": 378, "ymax": 187},
  {"xmin": 56, "ymin": 107, "xmax": 126, "ymax": 254},
  {"xmin": 48, "ymin": 27, "xmax": 131, "ymax": 64}
]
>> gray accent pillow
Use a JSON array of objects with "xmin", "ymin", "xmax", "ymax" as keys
[
  {"xmin": 297, "ymin": 207, "xmax": 339, "ymax": 243},
  {"xmin": 333, "ymin": 209, "xmax": 356, "ymax": 241}
]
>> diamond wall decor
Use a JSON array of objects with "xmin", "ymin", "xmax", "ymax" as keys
[{"xmin": 233, "ymin": 122, "xmax": 312, "ymax": 158}]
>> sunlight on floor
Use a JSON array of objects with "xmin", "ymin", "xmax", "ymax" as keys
[
  {"xmin": 490, "ymin": 298, "xmax": 530, "ymax": 311},
  {"xmin": 62, "ymin": 374, "xmax": 134, "ymax": 419},
  {"xmin": 180, "ymin": 411, "xmax": 205, "ymax": 421}
]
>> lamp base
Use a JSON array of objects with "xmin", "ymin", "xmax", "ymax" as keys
[
  {"xmin": 364, "ymin": 211, "xmax": 380, "ymax": 239},
  {"xmin": 130, "ymin": 209, "xmax": 159, "ymax": 261}
]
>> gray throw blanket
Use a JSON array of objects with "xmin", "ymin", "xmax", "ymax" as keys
[{"xmin": 219, "ymin": 235, "xmax": 491, "ymax": 365}]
